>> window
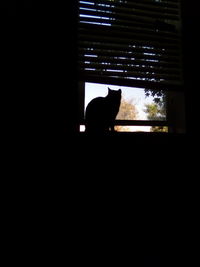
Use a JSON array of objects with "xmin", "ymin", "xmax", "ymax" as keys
[{"xmin": 78, "ymin": 0, "xmax": 185, "ymax": 133}]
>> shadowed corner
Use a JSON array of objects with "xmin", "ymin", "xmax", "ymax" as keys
[{"xmin": 144, "ymin": 255, "xmax": 161, "ymax": 267}]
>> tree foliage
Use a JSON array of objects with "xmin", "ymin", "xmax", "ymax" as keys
[
  {"xmin": 115, "ymin": 96, "xmax": 138, "ymax": 132},
  {"xmin": 144, "ymin": 102, "xmax": 167, "ymax": 132},
  {"xmin": 116, "ymin": 97, "xmax": 138, "ymax": 120},
  {"xmin": 144, "ymin": 88, "xmax": 168, "ymax": 132},
  {"xmin": 144, "ymin": 103, "xmax": 165, "ymax": 121}
]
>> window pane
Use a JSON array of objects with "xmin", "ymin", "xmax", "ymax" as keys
[
  {"xmin": 80, "ymin": 125, "xmax": 168, "ymax": 133},
  {"xmin": 115, "ymin": 126, "xmax": 168, "ymax": 133},
  {"xmin": 84, "ymin": 82, "xmax": 167, "ymax": 121}
]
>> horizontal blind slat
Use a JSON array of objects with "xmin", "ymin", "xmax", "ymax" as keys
[
  {"xmin": 79, "ymin": 63, "xmax": 182, "ymax": 77},
  {"xmin": 79, "ymin": 55, "xmax": 181, "ymax": 69},
  {"xmin": 79, "ymin": 46, "xmax": 181, "ymax": 59},
  {"xmin": 79, "ymin": 73, "xmax": 182, "ymax": 90},
  {"xmin": 79, "ymin": 33, "xmax": 181, "ymax": 49},
  {"xmin": 79, "ymin": 2, "xmax": 179, "ymax": 17},
  {"xmin": 79, "ymin": 0, "xmax": 179, "ymax": 13},
  {"xmin": 80, "ymin": 8, "xmax": 179, "ymax": 22},
  {"xmin": 79, "ymin": 74, "xmax": 182, "ymax": 91},
  {"xmin": 80, "ymin": 18, "xmax": 180, "ymax": 38},
  {"xmin": 80, "ymin": 69, "xmax": 181, "ymax": 81},
  {"xmin": 80, "ymin": 25, "xmax": 180, "ymax": 45}
]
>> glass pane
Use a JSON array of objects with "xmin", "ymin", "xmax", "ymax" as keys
[
  {"xmin": 84, "ymin": 82, "xmax": 167, "ymax": 121},
  {"xmin": 80, "ymin": 125, "xmax": 168, "ymax": 133}
]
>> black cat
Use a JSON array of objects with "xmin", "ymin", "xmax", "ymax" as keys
[{"xmin": 85, "ymin": 87, "xmax": 121, "ymax": 134}]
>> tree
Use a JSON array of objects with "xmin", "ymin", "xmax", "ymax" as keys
[
  {"xmin": 144, "ymin": 101, "xmax": 168, "ymax": 132},
  {"xmin": 115, "ymin": 96, "xmax": 138, "ymax": 132},
  {"xmin": 116, "ymin": 98, "xmax": 138, "ymax": 120},
  {"xmin": 144, "ymin": 102, "xmax": 165, "ymax": 121}
]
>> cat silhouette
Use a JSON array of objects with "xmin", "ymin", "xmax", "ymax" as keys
[{"xmin": 85, "ymin": 87, "xmax": 121, "ymax": 134}]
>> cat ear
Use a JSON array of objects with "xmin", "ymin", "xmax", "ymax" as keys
[{"xmin": 118, "ymin": 89, "xmax": 122, "ymax": 93}]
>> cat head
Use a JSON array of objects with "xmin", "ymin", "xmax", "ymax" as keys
[{"xmin": 108, "ymin": 87, "xmax": 122, "ymax": 95}]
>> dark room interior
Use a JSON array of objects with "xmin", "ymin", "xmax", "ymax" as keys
[{"xmin": 3, "ymin": 1, "xmax": 199, "ymax": 266}]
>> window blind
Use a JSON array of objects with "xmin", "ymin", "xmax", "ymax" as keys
[{"xmin": 78, "ymin": 0, "xmax": 183, "ymax": 90}]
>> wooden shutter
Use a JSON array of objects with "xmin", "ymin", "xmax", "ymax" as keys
[{"xmin": 78, "ymin": 0, "xmax": 183, "ymax": 90}]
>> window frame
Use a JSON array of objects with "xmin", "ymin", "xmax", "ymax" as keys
[{"xmin": 78, "ymin": 82, "xmax": 186, "ymax": 133}]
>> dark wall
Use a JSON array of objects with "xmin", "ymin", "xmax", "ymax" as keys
[
  {"xmin": 182, "ymin": 1, "xmax": 200, "ymax": 136},
  {"xmin": 3, "ymin": 1, "xmax": 79, "ymax": 138}
]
